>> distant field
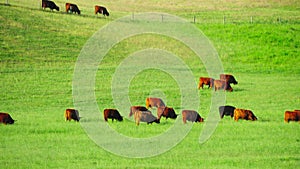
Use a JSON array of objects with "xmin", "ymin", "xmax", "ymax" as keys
[{"xmin": 0, "ymin": 1, "xmax": 299, "ymax": 169}]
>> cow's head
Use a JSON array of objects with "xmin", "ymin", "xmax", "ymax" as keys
[{"xmin": 118, "ymin": 116, "xmax": 123, "ymax": 121}]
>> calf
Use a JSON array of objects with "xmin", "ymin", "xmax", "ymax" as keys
[
  {"xmin": 219, "ymin": 105, "xmax": 236, "ymax": 118},
  {"xmin": 0, "ymin": 112, "xmax": 15, "ymax": 125},
  {"xmin": 103, "ymin": 109, "xmax": 123, "ymax": 122},
  {"xmin": 42, "ymin": 0, "xmax": 59, "ymax": 11},
  {"xmin": 134, "ymin": 110, "xmax": 160, "ymax": 126},
  {"xmin": 145, "ymin": 97, "xmax": 165, "ymax": 109},
  {"xmin": 182, "ymin": 110, "xmax": 204, "ymax": 124},
  {"xmin": 234, "ymin": 108, "xmax": 257, "ymax": 121},
  {"xmin": 157, "ymin": 106, "xmax": 177, "ymax": 120},
  {"xmin": 284, "ymin": 110, "xmax": 300, "ymax": 123},
  {"xmin": 129, "ymin": 106, "xmax": 148, "ymax": 117},
  {"xmin": 95, "ymin": 5, "xmax": 109, "ymax": 16},
  {"xmin": 65, "ymin": 109, "xmax": 80, "ymax": 122},
  {"xmin": 214, "ymin": 80, "xmax": 233, "ymax": 92},
  {"xmin": 66, "ymin": 3, "xmax": 80, "ymax": 14},
  {"xmin": 220, "ymin": 74, "xmax": 238, "ymax": 85},
  {"xmin": 198, "ymin": 77, "xmax": 214, "ymax": 89}
]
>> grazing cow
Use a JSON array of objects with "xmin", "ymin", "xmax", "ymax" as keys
[
  {"xmin": 129, "ymin": 106, "xmax": 148, "ymax": 117},
  {"xmin": 157, "ymin": 106, "xmax": 178, "ymax": 120},
  {"xmin": 103, "ymin": 109, "xmax": 123, "ymax": 122},
  {"xmin": 66, "ymin": 3, "xmax": 80, "ymax": 14},
  {"xmin": 42, "ymin": 0, "xmax": 59, "ymax": 11},
  {"xmin": 219, "ymin": 105, "xmax": 236, "ymax": 118},
  {"xmin": 220, "ymin": 74, "xmax": 238, "ymax": 85},
  {"xmin": 182, "ymin": 110, "xmax": 204, "ymax": 124},
  {"xmin": 284, "ymin": 110, "xmax": 300, "ymax": 123},
  {"xmin": 145, "ymin": 97, "xmax": 165, "ymax": 109},
  {"xmin": 95, "ymin": 5, "xmax": 109, "ymax": 16},
  {"xmin": 214, "ymin": 80, "xmax": 233, "ymax": 92},
  {"xmin": 234, "ymin": 108, "xmax": 257, "ymax": 121},
  {"xmin": 198, "ymin": 77, "xmax": 214, "ymax": 89},
  {"xmin": 0, "ymin": 113, "xmax": 15, "ymax": 125},
  {"xmin": 134, "ymin": 110, "xmax": 160, "ymax": 126},
  {"xmin": 65, "ymin": 109, "xmax": 80, "ymax": 122}
]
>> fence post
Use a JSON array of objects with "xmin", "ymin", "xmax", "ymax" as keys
[
  {"xmin": 161, "ymin": 14, "xmax": 164, "ymax": 22},
  {"xmin": 193, "ymin": 16, "xmax": 196, "ymax": 24},
  {"xmin": 132, "ymin": 12, "xmax": 134, "ymax": 21},
  {"xmin": 6, "ymin": 0, "xmax": 9, "ymax": 5},
  {"xmin": 250, "ymin": 16, "xmax": 253, "ymax": 24},
  {"xmin": 223, "ymin": 15, "xmax": 226, "ymax": 24}
]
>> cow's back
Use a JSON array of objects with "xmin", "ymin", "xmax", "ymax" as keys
[{"xmin": 146, "ymin": 97, "xmax": 165, "ymax": 109}]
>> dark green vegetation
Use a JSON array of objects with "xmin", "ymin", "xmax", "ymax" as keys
[{"xmin": 0, "ymin": 0, "xmax": 299, "ymax": 168}]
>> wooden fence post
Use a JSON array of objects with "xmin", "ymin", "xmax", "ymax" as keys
[
  {"xmin": 251, "ymin": 16, "xmax": 253, "ymax": 24},
  {"xmin": 223, "ymin": 15, "xmax": 226, "ymax": 24},
  {"xmin": 193, "ymin": 16, "xmax": 196, "ymax": 24},
  {"xmin": 132, "ymin": 12, "xmax": 134, "ymax": 21}
]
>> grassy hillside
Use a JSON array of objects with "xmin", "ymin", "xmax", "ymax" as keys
[{"xmin": 1, "ymin": 1, "xmax": 300, "ymax": 168}]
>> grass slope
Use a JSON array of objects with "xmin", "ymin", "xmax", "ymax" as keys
[{"xmin": 0, "ymin": 1, "xmax": 299, "ymax": 169}]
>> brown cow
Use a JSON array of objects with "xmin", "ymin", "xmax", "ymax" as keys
[
  {"xmin": 145, "ymin": 97, "xmax": 165, "ymax": 109},
  {"xmin": 234, "ymin": 108, "xmax": 257, "ymax": 121},
  {"xmin": 284, "ymin": 110, "xmax": 300, "ymax": 123},
  {"xmin": 42, "ymin": 0, "xmax": 59, "ymax": 11},
  {"xmin": 198, "ymin": 77, "xmax": 214, "ymax": 89},
  {"xmin": 95, "ymin": 5, "xmax": 109, "ymax": 16},
  {"xmin": 66, "ymin": 3, "xmax": 80, "ymax": 14},
  {"xmin": 220, "ymin": 74, "xmax": 238, "ymax": 85},
  {"xmin": 65, "ymin": 109, "xmax": 80, "ymax": 122},
  {"xmin": 103, "ymin": 109, "xmax": 123, "ymax": 122},
  {"xmin": 214, "ymin": 80, "xmax": 233, "ymax": 92},
  {"xmin": 182, "ymin": 110, "xmax": 204, "ymax": 124},
  {"xmin": 0, "ymin": 112, "xmax": 15, "ymax": 125},
  {"xmin": 157, "ymin": 106, "xmax": 177, "ymax": 120},
  {"xmin": 129, "ymin": 106, "xmax": 148, "ymax": 117},
  {"xmin": 134, "ymin": 110, "xmax": 160, "ymax": 126}
]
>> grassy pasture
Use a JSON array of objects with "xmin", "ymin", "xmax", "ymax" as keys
[{"xmin": 1, "ymin": 1, "xmax": 300, "ymax": 169}]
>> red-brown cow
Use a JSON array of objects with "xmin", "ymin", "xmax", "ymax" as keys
[
  {"xmin": 134, "ymin": 110, "xmax": 160, "ymax": 126},
  {"xmin": 95, "ymin": 5, "xmax": 109, "ymax": 16},
  {"xmin": 214, "ymin": 80, "xmax": 233, "ymax": 92},
  {"xmin": 129, "ymin": 106, "xmax": 148, "ymax": 117},
  {"xmin": 234, "ymin": 108, "xmax": 257, "ymax": 121},
  {"xmin": 198, "ymin": 77, "xmax": 214, "ymax": 89},
  {"xmin": 0, "ymin": 112, "xmax": 15, "ymax": 125},
  {"xmin": 66, "ymin": 3, "xmax": 80, "ymax": 14},
  {"xmin": 42, "ymin": 0, "xmax": 59, "ymax": 11},
  {"xmin": 65, "ymin": 109, "xmax": 80, "ymax": 122},
  {"xmin": 103, "ymin": 109, "xmax": 123, "ymax": 122},
  {"xmin": 182, "ymin": 110, "xmax": 204, "ymax": 124},
  {"xmin": 284, "ymin": 110, "xmax": 300, "ymax": 123},
  {"xmin": 145, "ymin": 97, "xmax": 165, "ymax": 109},
  {"xmin": 157, "ymin": 106, "xmax": 177, "ymax": 120},
  {"xmin": 220, "ymin": 74, "xmax": 238, "ymax": 85}
]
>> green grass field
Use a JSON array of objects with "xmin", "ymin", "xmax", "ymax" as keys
[{"xmin": 0, "ymin": 0, "xmax": 299, "ymax": 168}]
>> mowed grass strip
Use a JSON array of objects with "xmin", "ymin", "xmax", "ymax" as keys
[{"xmin": 0, "ymin": 2, "xmax": 300, "ymax": 169}]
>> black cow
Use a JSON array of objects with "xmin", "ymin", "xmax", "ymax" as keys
[
  {"xmin": 95, "ymin": 5, "xmax": 109, "ymax": 16},
  {"xmin": 42, "ymin": 0, "xmax": 59, "ymax": 11},
  {"xmin": 157, "ymin": 107, "xmax": 177, "ymax": 120},
  {"xmin": 103, "ymin": 109, "xmax": 123, "ymax": 122},
  {"xmin": 219, "ymin": 105, "xmax": 236, "ymax": 118},
  {"xmin": 0, "ymin": 112, "xmax": 15, "ymax": 125},
  {"xmin": 66, "ymin": 3, "xmax": 80, "ymax": 14}
]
